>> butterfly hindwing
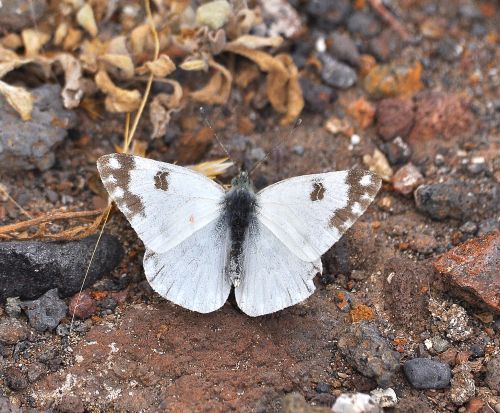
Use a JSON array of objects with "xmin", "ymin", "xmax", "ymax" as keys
[
  {"xmin": 255, "ymin": 169, "xmax": 382, "ymax": 262},
  {"xmin": 97, "ymin": 154, "xmax": 226, "ymax": 254},
  {"xmin": 235, "ymin": 219, "xmax": 321, "ymax": 317},
  {"xmin": 143, "ymin": 217, "xmax": 231, "ymax": 313}
]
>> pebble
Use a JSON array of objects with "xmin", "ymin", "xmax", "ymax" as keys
[
  {"xmin": 98, "ymin": 296, "xmax": 118, "ymax": 311},
  {"xmin": 368, "ymin": 29, "xmax": 401, "ymax": 62},
  {"xmin": 478, "ymin": 218, "xmax": 500, "ymax": 236},
  {"xmin": 392, "ymin": 163, "xmax": 424, "ymax": 196},
  {"xmin": 363, "ymin": 148, "xmax": 393, "ymax": 182},
  {"xmin": 432, "ymin": 336, "xmax": 450, "ymax": 353},
  {"xmin": 469, "ymin": 343, "xmax": 484, "ymax": 359},
  {"xmin": 5, "ymin": 297, "xmax": 23, "ymax": 318},
  {"xmin": 281, "ymin": 392, "xmax": 332, "ymax": 413},
  {"xmin": 57, "ymin": 394, "xmax": 85, "ymax": 413},
  {"xmin": 4, "ymin": 366, "xmax": 29, "ymax": 391},
  {"xmin": 0, "ymin": 234, "xmax": 123, "ymax": 302},
  {"xmin": 459, "ymin": 221, "xmax": 478, "ymax": 235},
  {"xmin": 27, "ymin": 362, "xmax": 47, "ymax": 383},
  {"xmin": 381, "ymin": 137, "xmax": 412, "ymax": 165},
  {"xmin": 376, "ymin": 98, "xmax": 414, "ymax": 141},
  {"xmin": 315, "ymin": 381, "xmax": 330, "ymax": 393},
  {"xmin": 328, "ymin": 32, "xmax": 360, "ymax": 67},
  {"xmin": 195, "ymin": 0, "xmax": 231, "ymax": 30},
  {"xmin": 305, "ymin": 0, "xmax": 351, "ymax": 27},
  {"xmin": 403, "ymin": 358, "xmax": 451, "ymax": 389},
  {"xmin": 338, "ymin": 323, "xmax": 400, "ymax": 387},
  {"xmin": 428, "ymin": 298, "xmax": 473, "ymax": 342},
  {"xmin": 414, "ymin": 181, "xmax": 478, "ymax": 220},
  {"xmin": 299, "ymin": 77, "xmax": 337, "ymax": 113},
  {"xmin": 370, "ymin": 388, "xmax": 397, "ymax": 408},
  {"xmin": 0, "ymin": 317, "xmax": 29, "ymax": 345},
  {"xmin": 347, "ymin": 11, "xmax": 381, "ymax": 37},
  {"xmin": 485, "ymin": 356, "xmax": 500, "ymax": 392},
  {"xmin": 364, "ymin": 63, "xmax": 423, "ymax": 99},
  {"xmin": 20, "ymin": 288, "xmax": 67, "ymax": 332},
  {"xmin": 0, "ymin": 84, "xmax": 77, "ymax": 172},
  {"xmin": 332, "ymin": 393, "xmax": 381, "ymax": 413},
  {"xmin": 320, "ymin": 54, "xmax": 357, "ymax": 89},
  {"xmin": 450, "ymin": 364, "xmax": 475, "ymax": 406},
  {"xmin": 436, "ymin": 37, "xmax": 463, "ymax": 61},
  {"xmin": 433, "ymin": 232, "xmax": 499, "ymax": 313},
  {"xmin": 0, "ymin": 0, "xmax": 47, "ymax": 31},
  {"xmin": 68, "ymin": 291, "xmax": 98, "ymax": 319}
]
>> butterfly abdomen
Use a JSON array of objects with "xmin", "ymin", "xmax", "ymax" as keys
[{"xmin": 223, "ymin": 186, "xmax": 258, "ymax": 286}]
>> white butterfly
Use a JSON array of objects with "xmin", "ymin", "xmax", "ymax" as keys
[{"xmin": 97, "ymin": 154, "xmax": 381, "ymax": 316}]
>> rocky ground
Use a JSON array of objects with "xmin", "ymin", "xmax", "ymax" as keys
[{"xmin": 0, "ymin": 0, "xmax": 499, "ymax": 412}]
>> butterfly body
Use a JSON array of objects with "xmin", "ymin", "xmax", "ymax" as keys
[{"xmin": 97, "ymin": 154, "xmax": 381, "ymax": 316}]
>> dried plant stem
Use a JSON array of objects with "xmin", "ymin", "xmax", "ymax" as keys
[
  {"xmin": 0, "ymin": 209, "xmax": 103, "ymax": 235},
  {"xmin": 0, "ymin": 185, "xmax": 33, "ymax": 219},
  {"xmin": 368, "ymin": 0, "xmax": 410, "ymax": 41}
]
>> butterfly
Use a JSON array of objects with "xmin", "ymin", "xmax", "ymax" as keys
[{"xmin": 97, "ymin": 154, "xmax": 381, "ymax": 316}]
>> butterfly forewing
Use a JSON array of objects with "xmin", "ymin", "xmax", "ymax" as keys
[
  {"xmin": 255, "ymin": 169, "xmax": 382, "ymax": 262},
  {"xmin": 97, "ymin": 154, "xmax": 226, "ymax": 254}
]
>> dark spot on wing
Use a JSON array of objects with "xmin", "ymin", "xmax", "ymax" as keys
[
  {"xmin": 97, "ymin": 154, "xmax": 146, "ymax": 218},
  {"xmin": 310, "ymin": 182, "xmax": 326, "ymax": 201},
  {"xmin": 328, "ymin": 169, "xmax": 381, "ymax": 233},
  {"xmin": 154, "ymin": 171, "xmax": 169, "ymax": 191}
]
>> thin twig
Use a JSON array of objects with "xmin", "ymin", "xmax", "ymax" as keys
[
  {"xmin": 368, "ymin": 0, "xmax": 410, "ymax": 41},
  {"xmin": 0, "ymin": 185, "xmax": 33, "ymax": 219},
  {"xmin": 0, "ymin": 209, "xmax": 103, "ymax": 235}
]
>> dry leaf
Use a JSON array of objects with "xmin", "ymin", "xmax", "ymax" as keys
[
  {"xmin": 77, "ymin": 3, "xmax": 98, "ymax": 37},
  {"xmin": 54, "ymin": 22, "xmax": 69, "ymax": 46},
  {"xmin": 1, "ymin": 33, "xmax": 23, "ymax": 50},
  {"xmin": 275, "ymin": 54, "xmax": 303, "ymax": 125},
  {"xmin": 188, "ymin": 158, "xmax": 233, "ymax": 179},
  {"xmin": 21, "ymin": 29, "xmax": 50, "ymax": 56},
  {"xmin": 95, "ymin": 70, "xmax": 141, "ymax": 112},
  {"xmin": 52, "ymin": 54, "xmax": 84, "ymax": 109},
  {"xmin": 63, "ymin": 27, "xmax": 83, "ymax": 51},
  {"xmin": 0, "ymin": 81, "xmax": 34, "ymax": 120},
  {"xmin": 130, "ymin": 24, "xmax": 151, "ymax": 55},
  {"xmin": 180, "ymin": 58, "xmax": 208, "ymax": 71},
  {"xmin": 115, "ymin": 140, "xmax": 148, "ymax": 157},
  {"xmin": 227, "ymin": 35, "xmax": 283, "ymax": 49},
  {"xmin": 136, "ymin": 54, "xmax": 176, "ymax": 77},
  {"xmin": 80, "ymin": 38, "xmax": 107, "ymax": 72},
  {"xmin": 190, "ymin": 59, "xmax": 232, "ymax": 104},
  {"xmin": 99, "ymin": 54, "xmax": 135, "ymax": 79},
  {"xmin": 149, "ymin": 80, "xmax": 183, "ymax": 138},
  {"xmin": 0, "ymin": 58, "xmax": 32, "ymax": 78}
]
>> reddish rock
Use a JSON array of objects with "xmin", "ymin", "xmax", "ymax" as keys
[
  {"xmin": 363, "ymin": 62, "xmax": 423, "ymax": 99},
  {"xmin": 68, "ymin": 291, "xmax": 98, "ymax": 319},
  {"xmin": 465, "ymin": 399, "xmax": 485, "ymax": 413},
  {"xmin": 347, "ymin": 97, "xmax": 376, "ymax": 129},
  {"xmin": 376, "ymin": 98, "xmax": 414, "ymax": 141},
  {"xmin": 433, "ymin": 232, "xmax": 500, "ymax": 313},
  {"xmin": 392, "ymin": 163, "xmax": 424, "ymax": 195}
]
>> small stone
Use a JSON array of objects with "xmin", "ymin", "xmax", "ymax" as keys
[
  {"xmin": 437, "ymin": 37, "xmax": 463, "ymax": 61},
  {"xmin": 466, "ymin": 157, "xmax": 487, "ymax": 175},
  {"xmin": 305, "ymin": 0, "xmax": 351, "ymax": 27},
  {"xmin": 368, "ymin": 29, "xmax": 401, "ymax": 62},
  {"xmin": 478, "ymin": 218, "xmax": 500, "ymax": 236},
  {"xmin": 0, "ymin": 84, "xmax": 77, "ymax": 172},
  {"xmin": 381, "ymin": 137, "xmax": 412, "ymax": 165},
  {"xmin": 363, "ymin": 148, "xmax": 393, "ymax": 182},
  {"xmin": 332, "ymin": 393, "xmax": 381, "ymax": 413},
  {"xmin": 250, "ymin": 147, "xmax": 266, "ymax": 162},
  {"xmin": 68, "ymin": 291, "xmax": 98, "ymax": 319},
  {"xmin": 432, "ymin": 337, "xmax": 450, "ymax": 353},
  {"xmin": 469, "ymin": 343, "xmax": 484, "ymax": 359},
  {"xmin": 450, "ymin": 364, "xmax": 475, "ymax": 406},
  {"xmin": 196, "ymin": 0, "xmax": 231, "ymax": 30},
  {"xmin": 20, "ymin": 288, "xmax": 67, "ymax": 332},
  {"xmin": 0, "ymin": 317, "xmax": 29, "ymax": 345},
  {"xmin": 4, "ymin": 366, "xmax": 28, "ymax": 391},
  {"xmin": 27, "ymin": 362, "xmax": 47, "ymax": 382},
  {"xmin": 97, "ymin": 296, "xmax": 117, "ymax": 311},
  {"xmin": 370, "ymin": 388, "xmax": 397, "ymax": 408},
  {"xmin": 364, "ymin": 63, "xmax": 423, "ymax": 99},
  {"xmin": 433, "ymin": 232, "xmax": 500, "ymax": 313},
  {"xmin": 465, "ymin": 399, "xmax": 485, "ymax": 413},
  {"xmin": 320, "ymin": 54, "xmax": 357, "ymax": 89},
  {"xmin": 281, "ymin": 392, "xmax": 332, "ymax": 413},
  {"xmin": 347, "ymin": 11, "xmax": 381, "ymax": 37},
  {"xmin": 420, "ymin": 17, "xmax": 447, "ymax": 39},
  {"xmin": 414, "ymin": 181, "xmax": 478, "ymax": 221},
  {"xmin": 328, "ymin": 32, "xmax": 360, "ymax": 67},
  {"xmin": 299, "ymin": 77, "xmax": 337, "ymax": 113},
  {"xmin": 5, "ymin": 297, "xmax": 22, "ymax": 318},
  {"xmin": 338, "ymin": 323, "xmax": 400, "ymax": 387},
  {"xmin": 392, "ymin": 163, "xmax": 424, "ymax": 196},
  {"xmin": 485, "ymin": 356, "xmax": 500, "ymax": 392},
  {"xmin": 403, "ymin": 358, "xmax": 451, "ymax": 389},
  {"xmin": 0, "ymin": 0, "xmax": 47, "ymax": 31},
  {"xmin": 376, "ymin": 98, "xmax": 414, "ymax": 141},
  {"xmin": 428, "ymin": 298, "xmax": 473, "ymax": 342},
  {"xmin": 347, "ymin": 98, "xmax": 376, "ymax": 129},
  {"xmin": 57, "ymin": 394, "xmax": 85, "ymax": 413},
  {"xmin": 316, "ymin": 381, "xmax": 330, "ymax": 393},
  {"xmin": 460, "ymin": 221, "xmax": 478, "ymax": 235},
  {"xmin": 0, "ymin": 234, "xmax": 123, "ymax": 302}
]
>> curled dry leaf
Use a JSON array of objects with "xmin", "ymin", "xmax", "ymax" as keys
[
  {"xmin": 188, "ymin": 158, "xmax": 233, "ymax": 179},
  {"xmin": 0, "ymin": 81, "xmax": 34, "ymax": 121},
  {"xmin": 21, "ymin": 29, "xmax": 50, "ymax": 57},
  {"xmin": 136, "ymin": 54, "xmax": 176, "ymax": 77},
  {"xmin": 190, "ymin": 59, "xmax": 232, "ymax": 105},
  {"xmin": 99, "ymin": 54, "xmax": 135, "ymax": 79},
  {"xmin": 1, "ymin": 33, "xmax": 23, "ymax": 50},
  {"xmin": 275, "ymin": 54, "xmax": 303, "ymax": 126},
  {"xmin": 77, "ymin": 3, "xmax": 98, "ymax": 37},
  {"xmin": 80, "ymin": 38, "xmax": 107, "ymax": 73},
  {"xmin": 54, "ymin": 22, "xmax": 69, "ymax": 46},
  {"xmin": 180, "ymin": 58, "xmax": 208, "ymax": 71},
  {"xmin": 95, "ymin": 70, "xmax": 141, "ymax": 113},
  {"xmin": 52, "ymin": 54, "xmax": 84, "ymax": 109},
  {"xmin": 227, "ymin": 35, "xmax": 283, "ymax": 49},
  {"xmin": 130, "ymin": 24, "xmax": 151, "ymax": 56},
  {"xmin": 149, "ymin": 80, "xmax": 183, "ymax": 138}
]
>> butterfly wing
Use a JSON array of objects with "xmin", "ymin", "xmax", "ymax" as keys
[
  {"xmin": 143, "ymin": 217, "xmax": 231, "ymax": 313},
  {"xmin": 255, "ymin": 169, "xmax": 382, "ymax": 262},
  {"xmin": 97, "ymin": 154, "xmax": 225, "ymax": 254},
  {"xmin": 235, "ymin": 219, "xmax": 321, "ymax": 316}
]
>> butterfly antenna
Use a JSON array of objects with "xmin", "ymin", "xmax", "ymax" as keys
[
  {"xmin": 249, "ymin": 118, "xmax": 302, "ymax": 176},
  {"xmin": 199, "ymin": 107, "xmax": 237, "ymax": 170}
]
